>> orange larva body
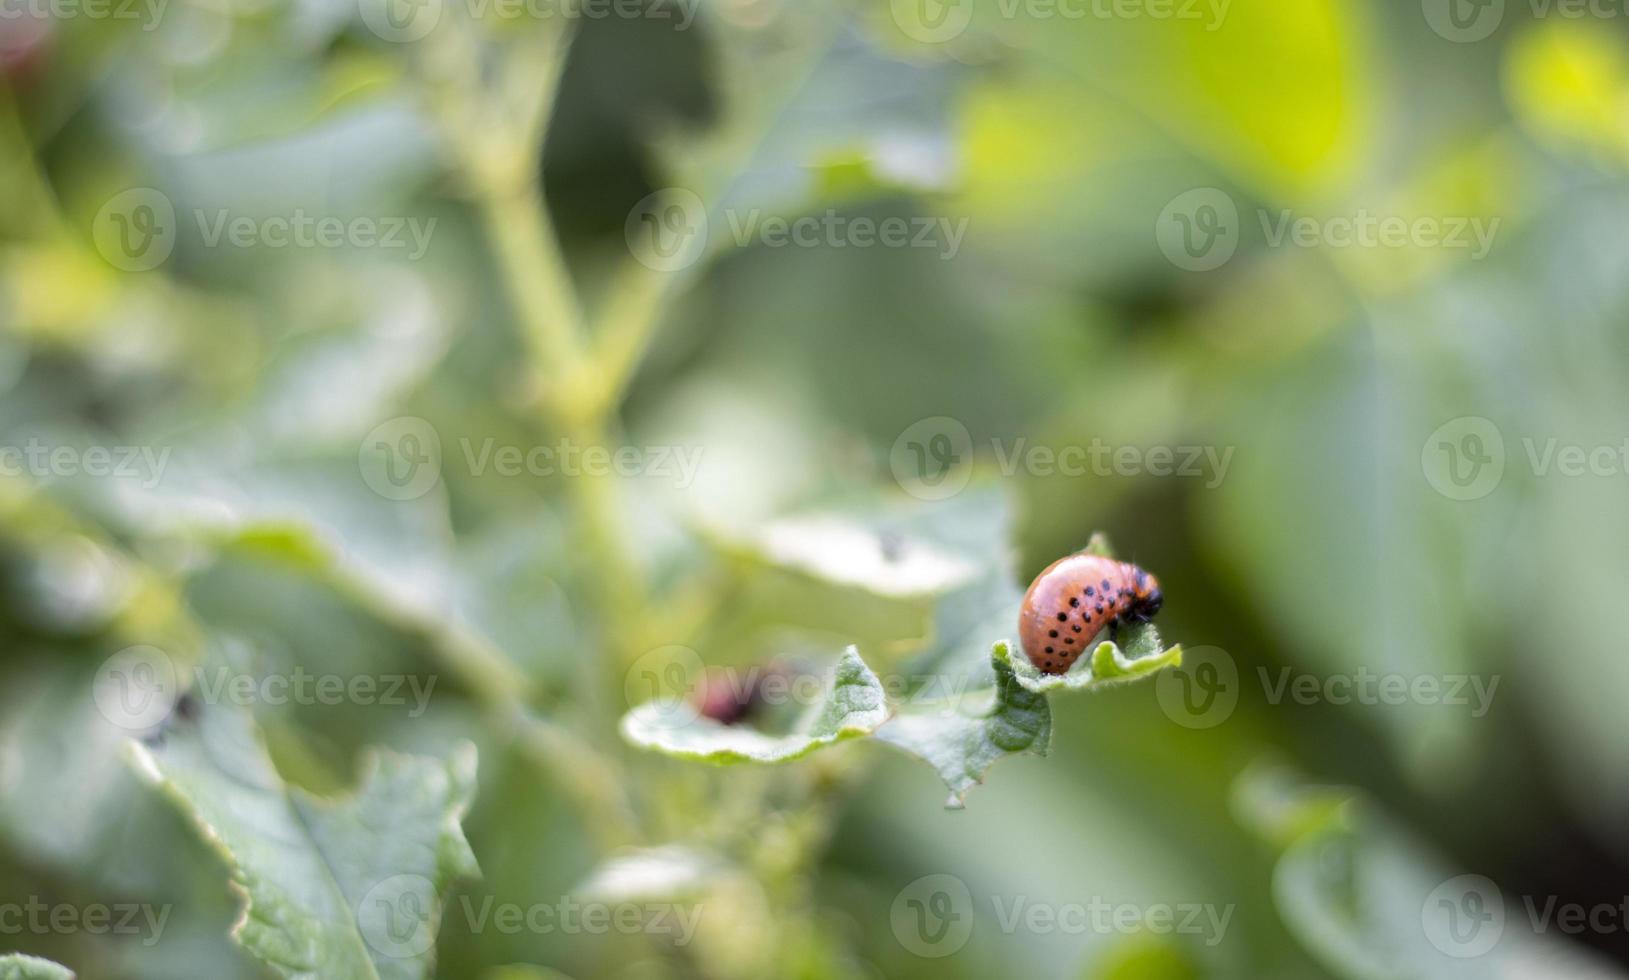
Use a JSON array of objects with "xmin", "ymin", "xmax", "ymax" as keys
[{"xmin": 1018, "ymin": 554, "xmax": 1163, "ymax": 674}]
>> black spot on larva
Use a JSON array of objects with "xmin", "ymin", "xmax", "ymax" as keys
[
  {"xmin": 1101, "ymin": 578, "xmax": 1111, "ymax": 590},
  {"xmin": 1069, "ymin": 597, "xmax": 1080, "ymax": 607},
  {"xmin": 1096, "ymin": 604, "xmax": 1106, "ymax": 615},
  {"xmin": 1064, "ymin": 637, "xmax": 1074, "ymax": 644},
  {"xmin": 1045, "ymin": 646, "xmax": 1055, "ymax": 654},
  {"xmin": 1057, "ymin": 612, "xmax": 1067, "ymax": 622},
  {"xmin": 1072, "ymin": 625, "xmax": 1081, "ymax": 632},
  {"xmin": 1085, "ymin": 586, "xmax": 1095, "ymax": 596},
  {"xmin": 1049, "ymin": 629, "xmax": 1058, "ymax": 638}
]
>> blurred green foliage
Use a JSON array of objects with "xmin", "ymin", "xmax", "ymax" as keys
[{"xmin": 5, "ymin": 0, "xmax": 1629, "ymax": 977}]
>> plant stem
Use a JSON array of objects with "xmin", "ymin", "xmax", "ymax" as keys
[{"xmin": 418, "ymin": 21, "xmax": 656, "ymax": 847}]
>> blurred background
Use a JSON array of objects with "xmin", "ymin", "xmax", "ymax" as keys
[{"xmin": 4, "ymin": 0, "xmax": 1629, "ymax": 976}]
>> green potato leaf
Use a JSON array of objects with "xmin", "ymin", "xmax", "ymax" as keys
[
  {"xmin": 875, "ymin": 644, "xmax": 1052, "ymax": 809},
  {"xmin": 129, "ymin": 702, "xmax": 479, "ymax": 980},
  {"xmin": 1007, "ymin": 627, "xmax": 1184, "ymax": 694},
  {"xmin": 620, "ymin": 647, "xmax": 888, "ymax": 764},
  {"xmin": 0, "ymin": 955, "xmax": 74, "ymax": 980},
  {"xmin": 1236, "ymin": 765, "xmax": 1629, "ymax": 980}
]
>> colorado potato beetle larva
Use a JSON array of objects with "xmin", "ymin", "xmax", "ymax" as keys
[{"xmin": 1018, "ymin": 553, "xmax": 1162, "ymax": 674}]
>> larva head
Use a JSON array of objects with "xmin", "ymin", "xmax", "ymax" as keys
[{"xmin": 1128, "ymin": 566, "xmax": 1162, "ymax": 621}]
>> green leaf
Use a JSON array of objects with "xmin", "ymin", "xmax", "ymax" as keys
[
  {"xmin": 1235, "ymin": 765, "xmax": 1629, "ymax": 980},
  {"xmin": 1081, "ymin": 531, "xmax": 1117, "ymax": 558},
  {"xmin": 0, "ymin": 955, "xmax": 74, "ymax": 980},
  {"xmin": 875, "ymin": 644, "xmax": 1052, "ymax": 809},
  {"xmin": 726, "ymin": 514, "xmax": 981, "ymax": 600},
  {"xmin": 620, "ymin": 647, "xmax": 888, "ymax": 764},
  {"xmin": 897, "ymin": 488, "xmax": 1025, "ymax": 679},
  {"xmin": 129, "ymin": 702, "xmax": 479, "ymax": 980},
  {"xmin": 1007, "ymin": 627, "xmax": 1184, "ymax": 695}
]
